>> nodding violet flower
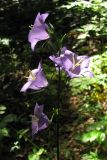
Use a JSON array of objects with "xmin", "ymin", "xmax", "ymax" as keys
[
  {"xmin": 32, "ymin": 103, "xmax": 49, "ymax": 135},
  {"xmin": 20, "ymin": 62, "xmax": 48, "ymax": 92},
  {"xmin": 28, "ymin": 12, "xmax": 50, "ymax": 51},
  {"xmin": 49, "ymin": 47, "xmax": 93, "ymax": 78}
]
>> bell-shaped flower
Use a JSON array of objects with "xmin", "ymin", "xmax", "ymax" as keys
[
  {"xmin": 20, "ymin": 62, "xmax": 48, "ymax": 92},
  {"xmin": 49, "ymin": 47, "xmax": 93, "ymax": 78},
  {"xmin": 32, "ymin": 103, "xmax": 49, "ymax": 135},
  {"xmin": 28, "ymin": 12, "xmax": 50, "ymax": 51}
]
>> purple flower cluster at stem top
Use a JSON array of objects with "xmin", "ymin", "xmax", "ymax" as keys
[
  {"xmin": 49, "ymin": 47, "xmax": 93, "ymax": 78},
  {"xmin": 28, "ymin": 12, "xmax": 50, "ymax": 51},
  {"xmin": 20, "ymin": 62, "xmax": 48, "ymax": 92},
  {"xmin": 20, "ymin": 12, "xmax": 94, "ymax": 136},
  {"xmin": 32, "ymin": 103, "xmax": 49, "ymax": 135}
]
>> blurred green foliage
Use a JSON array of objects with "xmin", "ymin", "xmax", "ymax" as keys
[
  {"xmin": 28, "ymin": 147, "xmax": 47, "ymax": 160},
  {"xmin": 0, "ymin": 0, "xmax": 107, "ymax": 159},
  {"xmin": 81, "ymin": 151, "xmax": 101, "ymax": 160}
]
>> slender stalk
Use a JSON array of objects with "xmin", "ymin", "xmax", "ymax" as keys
[{"xmin": 56, "ymin": 65, "xmax": 61, "ymax": 160}]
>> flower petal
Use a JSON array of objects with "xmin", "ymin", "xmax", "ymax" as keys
[
  {"xmin": 34, "ymin": 13, "xmax": 49, "ymax": 27},
  {"xmin": 61, "ymin": 55, "xmax": 73, "ymax": 70},
  {"xmin": 38, "ymin": 114, "xmax": 49, "ymax": 131},
  {"xmin": 28, "ymin": 26, "xmax": 49, "ymax": 51},
  {"xmin": 72, "ymin": 65, "xmax": 81, "ymax": 75},
  {"xmin": 30, "ymin": 39, "xmax": 38, "ymax": 51},
  {"xmin": 49, "ymin": 55, "xmax": 62, "ymax": 66},
  {"xmin": 32, "ymin": 104, "xmax": 49, "ymax": 136},
  {"xmin": 41, "ymin": 13, "xmax": 49, "ymax": 22},
  {"xmin": 49, "ymin": 47, "xmax": 93, "ymax": 79},
  {"xmin": 20, "ymin": 81, "xmax": 32, "ymax": 92},
  {"xmin": 29, "ymin": 70, "xmax": 48, "ymax": 90},
  {"xmin": 28, "ymin": 12, "xmax": 49, "ymax": 51},
  {"xmin": 78, "ymin": 56, "xmax": 90, "ymax": 69},
  {"xmin": 32, "ymin": 118, "xmax": 39, "ymax": 136},
  {"xmin": 81, "ymin": 70, "xmax": 94, "ymax": 77},
  {"xmin": 34, "ymin": 12, "xmax": 41, "ymax": 27},
  {"xmin": 66, "ymin": 70, "xmax": 81, "ymax": 78},
  {"xmin": 34, "ymin": 103, "xmax": 44, "ymax": 117}
]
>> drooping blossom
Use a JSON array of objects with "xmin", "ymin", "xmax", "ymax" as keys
[
  {"xmin": 32, "ymin": 103, "xmax": 49, "ymax": 135},
  {"xmin": 20, "ymin": 62, "xmax": 48, "ymax": 92},
  {"xmin": 49, "ymin": 47, "xmax": 93, "ymax": 78},
  {"xmin": 28, "ymin": 12, "xmax": 50, "ymax": 51}
]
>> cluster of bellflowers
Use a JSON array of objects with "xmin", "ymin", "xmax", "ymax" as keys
[{"xmin": 20, "ymin": 12, "xmax": 93, "ymax": 136}]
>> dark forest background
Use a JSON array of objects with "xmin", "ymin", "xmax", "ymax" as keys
[{"xmin": 0, "ymin": 0, "xmax": 107, "ymax": 159}]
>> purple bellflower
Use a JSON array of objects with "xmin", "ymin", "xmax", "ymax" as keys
[
  {"xmin": 49, "ymin": 47, "xmax": 93, "ymax": 78},
  {"xmin": 20, "ymin": 62, "xmax": 48, "ymax": 92},
  {"xmin": 28, "ymin": 12, "xmax": 50, "ymax": 51},
  {"xmin": 32, "ymin": 103, "xmax": 49, "ymax": 135}
]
